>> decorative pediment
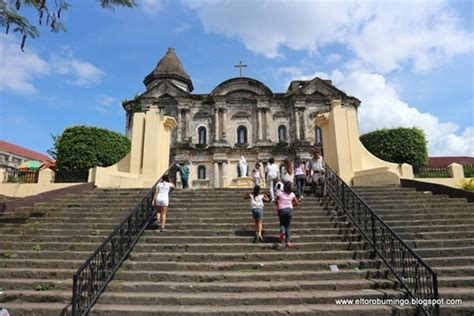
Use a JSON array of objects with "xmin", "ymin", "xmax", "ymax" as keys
[
  {"xmin": 143, "ymin": 80, "xmax": 190, "ymax": 98},
  {"xmin": 301, "ymin": 78, "xmax": 346, "ymax": 97},
  {"xmin": 231, "ymin": 111, "xmax": 251, "ymax": 120},
  {"xmin": 273, "ymin": 111, "xmax": 288, "ymax": 120},
  {"xmin": 211, "ymin": 77, "xmax": 273, "ymax": 97},
  {"xmin": 193, "ymin": 109, "xmax": 212, "ymax": 120},
  {"xmin": 226, "ymin": 90, "xmax": 258, "ymax": 99},
  {"xmin": 226, "ymin": 98, "xmax": 257, "ymax": 106}
]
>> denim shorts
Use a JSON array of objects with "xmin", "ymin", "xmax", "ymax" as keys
[{"xmin": 251, "ymin": 208, "xmax": 264, "ymax": 220}]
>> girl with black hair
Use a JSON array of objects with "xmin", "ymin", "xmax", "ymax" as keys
[
  {"xmin": 152, "ymin": 174, "xmax": 175, "ymax": 232},
  {"xmin": 244, "ymin": 185, "xmax": 270, "ymax": 242}
]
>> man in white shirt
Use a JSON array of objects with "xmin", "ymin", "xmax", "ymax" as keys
[
  {"xmin": 265, "ymin": 157, "xmax": 279, "ymax": 201},
  {"xmin": 306, "ymin": 149, "xmax": 326, "ymax": 197}
]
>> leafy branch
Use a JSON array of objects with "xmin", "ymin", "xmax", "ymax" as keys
[{"xmin": 0, "ymin": 0, "xmax": 136, "ymax": 51}]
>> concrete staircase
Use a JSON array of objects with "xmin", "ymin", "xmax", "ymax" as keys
[
  {"xmin": 88, "ymin": 188, "xmax": 412, "ymax": 315},
  {"xmin": 1, "ymin": 186, "xmax": 472, "ymax": 315},
  {"xmin": 0, "ymin": 188, "xmax": 149, "ymax": 315},
  {"xmin": 354, "ymin": 186, "xmax": 474, "ymax": 315}
]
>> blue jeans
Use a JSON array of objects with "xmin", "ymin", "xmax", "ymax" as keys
[
  {"xmin": 295, "ymin": 175, "xmax": 305, "ymax": 197},
  {"xmin": 278, "ymin": 207, "xmax": 293, "ymax": 242},
  {"xmin": 251, "ymin": 208, "xmax": 264, "ymax": 220}
]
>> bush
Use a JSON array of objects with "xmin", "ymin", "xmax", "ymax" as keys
[
  {"xmin": 54, "ymin": 126, "xmax": 131, "ymax": 170},
  {"xmin": 360, "ymin": 127, "xmax": 428, "ymax": 168},
  {"xmin": 457, "ymin": 179, "xmax": 474, "ymax": 191}
]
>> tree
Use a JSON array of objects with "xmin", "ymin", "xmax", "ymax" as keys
[
  {"xmin": 52, "ymin": 125, "xmax": 131, "ymax": 170},
  {"xmin": 360, "ymin": 127, "xmax": 429, "ymax": 169},
  {"xmin": 0, "ymin": 0, "xmax": 136, "ymax": 50}
]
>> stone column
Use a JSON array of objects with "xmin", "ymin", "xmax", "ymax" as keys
[
  {"xmin": 257, "ymin": 109, "xmax": 263, "ymax": 141},
  {"xmin": 222, "ymin": 109, "xmax": 227, "ymax": 141},
  {"xmin": 295, "ymin": 110, "xmax": 300, "ymax": 140},
  {"xmin": 301, "ymin": 108, "xmax": 307, "ymax": 140},
  {"xmin": 0, "ymin": 169, "xmax": 5, "ymax": 183},
  {"xmin": 265, "ymin": 109, "xmax": 270, "ymax": 141},
  {"xmin": 222, "ymin": 161, "xmax": 228, "ymax": 187},
  {"xmin": 214, "ymin": 109, "xmax": 220, "ymax": 141},
  {"xmin": 213, "ymin": 161, "xmax": 219, "ymax": 188},
  {"xmin": 177, "ymin": 109, "xmax": 182, "ymax": 141}
]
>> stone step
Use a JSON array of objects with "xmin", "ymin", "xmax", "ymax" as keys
[
  {"xmin": 92, "ymin": 289, "xmax": 406, "ymax": 306},
  {"xmin": 423, "ymin": 256, "xmax": 474, "ymax": 267},
  {"xmin": 112, "ymin": 269, "xmax": 390, "ymax": 283},
  {"xmin": 0, "ymin": 302, "xmax": 421, "ymax": 316},
  {"xmin": 406, "ymin": 246, "xmax": 474, "ymax": 258},
  {"xmin": 0, "ymin": 258, "xmax": 380, "ymax": 272},
  {"xmin": 130, "ymin": 241, "xmax": 371, "ymax": 253},
  {"xmin": 439, "ymin": 287, "xmax": 474, "ymax": 300},
  {"xmin": 378, "ymin": 213, "xmax": 474, "ymax": 221},
  {"xmin": 5, "ymin": 214, "xmax": 335, "ymax": 224},
  {"xmin": 0, "ymin": 249, "xmax": 373, "ymax": 261},
  {"xmin": 121, "ymin": 259, "xmax": 381, "ymax": 272},
  {"xmin": 433, "ymin": 266, "xmax": 474, "ymax": 277},
  {"xmin": 0, "ymin": 268, "xmax": 389, "ymax": 282},
  {"xmin": 0, "ymin": 278, "xmax": 397, "ymax": 292},
  {"xmin": 0, "ymin": 232, "xmax": 358, "ymax": 243},
  {"xmin": 439, "ymin": 276, "xmax": 474, "ymax": 288},
  {"xmin": 0, "ymin": 227, "xmax": 348, "ymax": 237}
]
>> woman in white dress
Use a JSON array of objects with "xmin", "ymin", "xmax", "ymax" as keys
[{"xmin": 152, "ymin": 174, "xmax": 175, "ymax": 232}]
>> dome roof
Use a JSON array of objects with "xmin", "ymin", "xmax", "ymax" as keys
[{"xmin": 144, "ymin": 47, "xmax": 193, "ymax": 92}]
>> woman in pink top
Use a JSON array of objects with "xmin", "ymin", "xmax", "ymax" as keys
[{"xmin": 275, "ymin": 181, "xmax": 300, "ymax": 247}]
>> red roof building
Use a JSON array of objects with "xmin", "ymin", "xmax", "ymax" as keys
[
  {"xmin": 0, "ymin": 140, "xmax": 51, "ymax": 168},
  {"xmin": 429, "ymin": 156, "xmax": 474, "ymax": 167}
]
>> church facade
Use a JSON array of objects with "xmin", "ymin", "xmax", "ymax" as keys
[{"xmin": 123, "ymin": 48, "xmax": 360, "ymax": 188}]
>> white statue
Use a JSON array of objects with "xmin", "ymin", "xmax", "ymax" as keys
[{"xmin": 238, "ymin": 155, "xmax": 248, "ymax": 177}]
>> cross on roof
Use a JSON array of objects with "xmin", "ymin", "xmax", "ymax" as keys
[{"xmin": 234, "ymin": 61, "xmax": 247, "ymax": 77}]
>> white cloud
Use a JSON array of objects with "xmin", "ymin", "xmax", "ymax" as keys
[
  {"xmin": 0, "ymin": 35, "xmax": 50, "ymax": 94},
  {"xmin": 174, "ymin": 23, "xmax": 191, "ymax": 34},
  {"xmin": 95, "ymin": 94, "xmax": 117, "ymax": 113},
  {"xmin": 330, "ymin": 70, "xmax": 473, "ymax": 156},
  {"xmin": 96, "ymin": 94, "xmax": 116, "ymax": 106},
  {"xmin": 280, "ymin": 68, "xmax": 473, "ymax": 156},
  {"xmin": 142, "ymin": 0, "xmax": 162, "ymax": 15},
  {"xmin": 186, "ymin": 0, "xmax": 473, "ymax": 73},
  {"xmin": 51, "ymin": 48, "xmax": 105, "ymax": 86},
  {"xmin": 326, "ymin": 53, "xmax": 343, "ymax": 63},
  {"xmin": 0, "ymin": 38, "xmax": 105, "ymax": 93}
]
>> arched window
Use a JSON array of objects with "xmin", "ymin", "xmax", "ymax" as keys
[
  {"xmin": 197, "ymin": 165, "xmax": 206, "ymax": 179},
  {"xmin": 237, "ymin": 126, "xmax": 247, "ymax": 144},
  {"xmin": 198, "ymin": 126, "xmax": 207, "ymax": 145},
  {"xmin": 278, "ymin": 125, "xmax": 287, "ymax": 142},
  {"xmin": 315, "ymin": 127, "xmax": 323, "ymax": 145}
]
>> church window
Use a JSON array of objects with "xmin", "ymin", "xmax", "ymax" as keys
[
  {"xmin": 197, "ymin": 165, "xmax": 206, "ymax": 179},
  {"xmin": 278, "ymin": 125, "xmax": 287, "ymax": 142},
  {"xmin": 237, "ymin": 126, "xmax": 248, "ymax": 144},
  {"xmin": 315, "ymin": 127, "xmax": 323, "ymax": 145},
  {"xmin": 198, "ymin": 126, "xmax": 207, "ymax": 145}
]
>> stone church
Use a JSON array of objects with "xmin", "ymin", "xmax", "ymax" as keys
[{"xmin": 122, "ymin": 48, "xmax": 360, "ymax": 188}]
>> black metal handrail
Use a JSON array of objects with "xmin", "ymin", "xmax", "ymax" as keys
[
  {"xmin": 71, "ymin": 162, "xmax": 177, "ymax": 316},
  {"xmin": 323, "ymin": 166, "xmax": 439, "ymax": 316}
]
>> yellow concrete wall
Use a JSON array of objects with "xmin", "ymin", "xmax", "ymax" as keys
[
  {"xmin": 91, "ymin": 108, "xmax": 177, "ymax": 188},
  {"xmin": 315, "ymin": 99, "xmax": 409, "ymax": 186},
  {"xmin": 0, "ymin": 169, "xmax": 83, "ymax": 197}
]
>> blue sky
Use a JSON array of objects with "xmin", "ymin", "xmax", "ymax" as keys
[{"xmin": 0, "ymin": 0, "xmax": 473, "ymax": 157}]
